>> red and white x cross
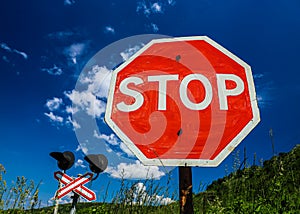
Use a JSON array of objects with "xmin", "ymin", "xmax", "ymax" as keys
[{"xmin": 54, "ymin": 171, "xmax": 96, "ymax": 201}]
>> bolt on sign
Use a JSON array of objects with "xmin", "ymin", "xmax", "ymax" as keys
[{"xmin": 105, "ymin": 36, "xmax": 260, "ymax": 166}]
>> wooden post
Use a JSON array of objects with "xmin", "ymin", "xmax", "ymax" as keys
[{"xmin": 179, "ymin": 166, "xmax": 194, "ymax": 214}]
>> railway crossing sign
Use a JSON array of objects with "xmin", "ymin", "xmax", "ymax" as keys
[
  {"xmin": 54, "ymin": 171, "xmax": 96, "ymax": 201},
  {"xmin": 105, "ymin": 36, "xmax": 260, "ymax": 167}
]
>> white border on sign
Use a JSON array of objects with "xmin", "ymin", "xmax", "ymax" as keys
[{"xmin": 105, "ymin": 36, "xmax": 260, "ymax": 167}]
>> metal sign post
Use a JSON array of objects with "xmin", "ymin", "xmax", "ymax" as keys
[
  {"xmin": 179, "ymin": 166, "xmax": 194, "ymax": 214},
  {"xmin": 70, "ymin": 193, "xmax": 80, "ymax": 214}
]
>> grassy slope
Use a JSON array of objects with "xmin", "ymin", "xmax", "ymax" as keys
[
  {"xmin": 193, "ymin": 144, "xmax": 300, "ymax": 213},
  {"xmin": 2, "ymin": 145, "xmax": 299, "ymax": 213}
]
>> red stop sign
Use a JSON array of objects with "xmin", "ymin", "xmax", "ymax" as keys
[{"xmin": 105, "ymin": 36, "xmax": 260, "ymax": 166}]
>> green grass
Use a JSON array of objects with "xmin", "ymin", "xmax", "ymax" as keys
[
  {"xmin": 1, "ymin": 144, "xmax": 300, "ymax": 213},
  {"xmin": 193, "ymin": 144, "xmax": 300, "ymax": 213}
]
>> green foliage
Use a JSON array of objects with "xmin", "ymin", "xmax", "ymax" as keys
[
  {"xmin": 0, "ymin": 165, "xmax": 41, "ymax": 212},
  {"xmin": 99, "ymin": 174, "xmax": 178, "ymax": 214},
  {"xmin": 0, "ymin": 164, "xmax": 7, "ymax": 210},
  {"xmin": 196, "ymin": 144, "xmax": 300, "ymax": 213},
  {"xmin": 1, "ymin": 145, "xmax": 299, "ymax": 213}
]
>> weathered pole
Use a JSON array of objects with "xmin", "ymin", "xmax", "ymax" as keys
[
  {"xmin": 69, "ymin": 192, "xmax": 79, "ymax": 214},
  {"xmin": 53, "ymin": 181, "xmax": 61, "ymax": 214},
  {"xmin": 179, "ymin": 166, "xmax": 194, "ymax": 214}
]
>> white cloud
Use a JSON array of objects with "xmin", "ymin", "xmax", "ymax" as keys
[
  {"xmin": 167, "ymin": 0, "xmax": 176, "ymax": 5},
  {"xmin": 119, "ymin": 142, "xmax": 134, "ymax": 157},
  {"xmin": 45, "ymin": 65, "xmax": 111, "ymax": 131},
  {"xmin": 257, "ymin": 95, "xmax": 263, "ymax": 102},
  {"xmin": 65, "ymin": 65, "xmax": 112, "ymax": 118},
  {"xmin": 80, "ymin": 65, "xmax": 112, "ymax": 98},
  {"xmin": 129, "ymin": 182, "xmax": 175, "ymax": 205},
  {"xmin": 44, "ymin": 112, "xmax": 64, "ymax": 123},
  {"xmin": 44, "ymin": 98, "xmax": 82, "ymax": 130},
  {"xmin": 76, "ymin": 144, "xmax": 88, "ymax": 154},
  {"xmin": 151, "ymin": 2, "xmax": 162, "ymax": 13},
  {"xmin": 253, "ymin": 73, "xmax": 264, "ymax": 79},
  {"xmin": 156, "ymin": 194, "xmax": 175, "ymax": 205},
  {"xmin": 94, "ymin": 131, "xmax": 119, "ymax": 146},
  {"xmin": 148, "ymin": 23, "xmax": 159, "ymax": 32},
  {"xmin": 0, "ymin": 43, "xmax": 11, "ymax": 51},
  {"xmin": 0, "ymin": 42, "xmax": 28, "ymax": 60},
  {"xmin": 47, "ymin": 30, "xmax": 75, "ymax": 40},
  {"xmin": 136, "ymin": 1, "xmax": 151, "ymax": 16},
  {"xmin": 136, "ymin": 0, "xmax": 175, "ymax": 17},
  {"xmin": 64, "ymin": 0, "xmax": 75, "ymax": 5},
  {"xmin": 106, "ymin": 147, "xmax": 113, "ymax": 153},
  {"xmin": 94, "ymin": 131, "xmax": 134, "ymax": 157},
  {"xmin": 2, "ymin": 56, "xmax": 9, "ymax": 63},
  {"xmin": 106, "ymin": 160, "xmax": 165, "ymax": 179},
  {"xmin": 41, "ymin": 65, "xmax": 63, "ymax": 76},
  {"xmin": 65, "ymin": 105, "xmax": 79, "ymax": 114},
  {"xmin": 253, "ymin": 73, "xmax": 274, "ymax": 108},
  {"xmin": 45, "ymin": 97, "xmax": 63, "ymax": 111},
  {"xmin": 104, "ymin": 26, "xmax": 115, "ymax": 34},
  {"xmin": 48, "ymin": 194, "xmax": 73, "ymax": 206},
  {"xmin": 65, "ymin": 90, "xmax": 106, "ymax": 118},
  {"xmin": 120, "ymin": 45, "xmax": 143, "ymax": 61},
  {"xmin": 75, "ymin": 159, "xmax": 87, "ymax": 168},
  {"xmin": 66, "ymin": 116, "xmax": 81, "ymax": 130},
  {"xmin": 64, "ymin": 43, "xmax": 86, "ymax": 64},
  {"xmin": 14, "ymin": 50, "xmax": 28, "ymax": 59}
]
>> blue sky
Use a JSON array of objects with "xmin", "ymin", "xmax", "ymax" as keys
[{"xmin": 0, "ymin": 0, "xmax": 300, "ymax": 206}]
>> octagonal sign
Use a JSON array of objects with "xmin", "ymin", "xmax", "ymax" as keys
[{"xmin": 105, "ymin": 36, "xmax": 260, "ymax": 166}]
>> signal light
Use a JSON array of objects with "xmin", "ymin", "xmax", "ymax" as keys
[
  {"xmin": 84, "ymin": 154, "xmax": 108, "ymax": 174},
  {"xmin": 50, "ymin": 151, "xmax": 75, "ymax": 171}
]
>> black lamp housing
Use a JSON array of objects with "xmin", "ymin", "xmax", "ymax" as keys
[
  {"xmin": 84, "ymin": 154, "xmax": 108, "ymax": 174},
  {"xmin": 50, "ymin": 151, "xmax": 75, "ymax": 171}
]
